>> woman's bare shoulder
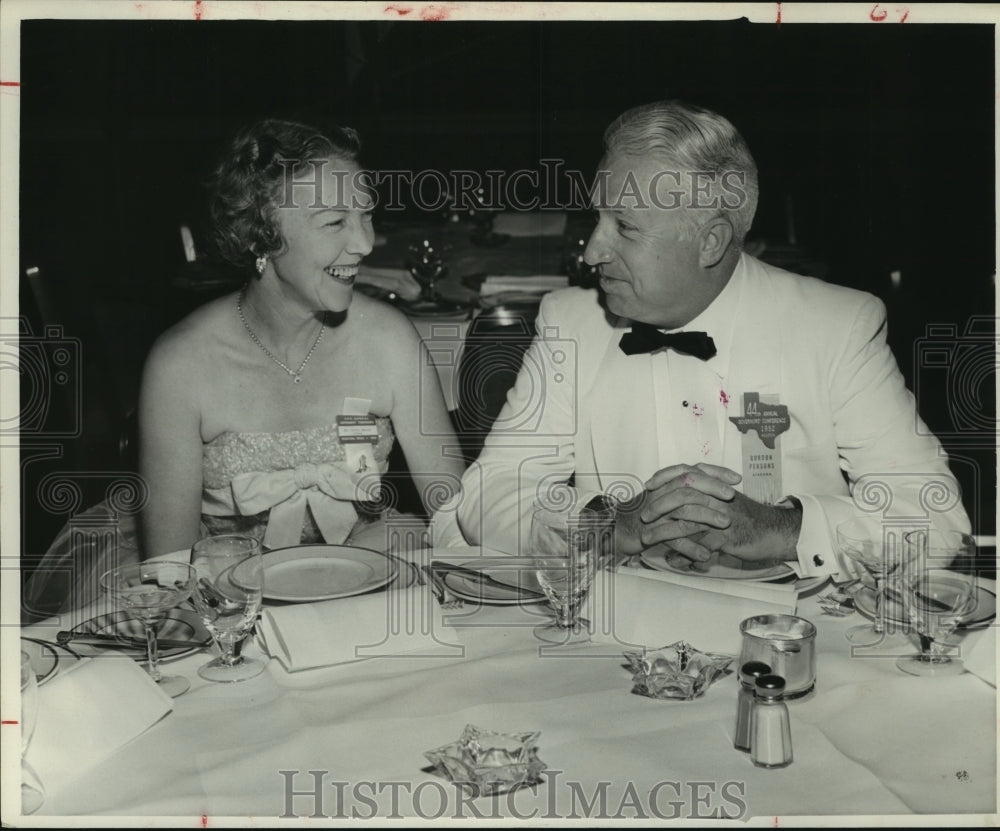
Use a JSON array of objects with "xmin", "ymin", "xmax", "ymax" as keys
[
  {"xmin": 347, "ymin": 293, "xmax": 422, "ymax": 348},
  {"xmin": 145, "ymin": 293, "xmax": 238, "ymax": 376}
]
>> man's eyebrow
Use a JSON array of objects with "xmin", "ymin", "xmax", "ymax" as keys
[{"xmin": 309, "ymin": 206, "xmax": 348, "ymax": 215}]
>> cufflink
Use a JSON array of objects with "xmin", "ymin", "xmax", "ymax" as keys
[{"xmin": 812, "ymin": 555, "xmax": 824, "ymax": 567}]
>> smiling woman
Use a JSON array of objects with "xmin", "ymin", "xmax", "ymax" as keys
[
  {"xmin": 129, "ymin": 119, "xmax": 466, "ymax": 559},
  {"xmin": 26, "ymin": 119, "xmax": 466, "ymax": 611}
]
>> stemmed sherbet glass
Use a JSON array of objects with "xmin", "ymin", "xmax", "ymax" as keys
[
  {"xmin": 896, "ymin": 530, "xmax": 978, "ymax": 677},
  {"xmin": 20, "ymin": 651, "xmax": 45, "ymax": 814},
  {"xmin": 530, "ymin": 502, "xmax": 616, "ymax": 645},
  {"xmin": 406, "ymin": 239, "xmax": 448, "ymax": 302},
  {"xmin": 100, "ymin": 561, "xmax": 198, "ymax": 697},
  {"xmin": 835, "ymin": 517, "xmax": 916, "ymax": 646},
  {"xmin": 190, "ymin": 535, "xmax": 265, "ymax": 683}
]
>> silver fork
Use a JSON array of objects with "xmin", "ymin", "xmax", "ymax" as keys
[{"xmin": 421, "ymin": 566, "xmax": 466, "ymax": 611}]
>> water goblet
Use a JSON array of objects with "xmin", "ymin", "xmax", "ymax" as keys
[
  {"xmin": 190, "ymin": 535, "xmax": 265, "ymax": 683},
  {"xmin": 835, "ymin": 517, "xmax": 916, "ymax": 646},
  {"xmin": 896, "ymin": 530, "xmax": 978, "ymax": 677},
  {"xmin": 100, "ymin": 561, "xmax": 197, "ymax": 697},
  {"xmin": 20, "ymin": 650, "xmax": 45, "ymax": 814},
  {"xmin": 529, "ymin": 502, "xmax": 616, "ymax": 645}
]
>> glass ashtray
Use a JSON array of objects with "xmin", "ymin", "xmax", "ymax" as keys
[
  {"xmin": 424, "ymin": 724, "xmax": 547, "ymax": 796},
  {"xmin": 624, "ymin": 641, "xmax": 735, "ymax": 701}
]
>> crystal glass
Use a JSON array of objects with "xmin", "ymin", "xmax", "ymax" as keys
[
  {"xmin": 191, "ymin": 535, "xmax": 265, "ymax": 683},
  {"xmin": 100, "ymin": 561, "xmax": 198, "ymax": 697},
  {"xmin": 20, "ymin": 651, "xmax": 45, "ymax": 814},
  {"xmin": 835, "ymin": 517, "xmax": 916, "ymax": 646},
  {"xmin": 896, "ymin": 530, "xmax": 978, "ymax": 677},
  {"xmin": 529, "ymin": 502, "xmax": 616, "ymax": 645},
  {"xmin": 406, "ymin": 238, "xmax": 448, "ymax": 301}
]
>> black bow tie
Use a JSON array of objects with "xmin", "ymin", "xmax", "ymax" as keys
[{"xmin": 619, "ymin": 323, "xmax": 717, "ymax": 360}]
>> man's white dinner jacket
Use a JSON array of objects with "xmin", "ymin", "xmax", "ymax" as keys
[{"xmin": 454, "ymin": 253, "xmax": 970, "ymax": 577}]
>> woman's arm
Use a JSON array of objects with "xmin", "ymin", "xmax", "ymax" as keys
[
  {"xmin": 383, "ymin": 315, "xmax": 466, "ymax": 515},
  {"xmin": 137, "ymin": 329, "xmax": 205, "ymax": 558}
]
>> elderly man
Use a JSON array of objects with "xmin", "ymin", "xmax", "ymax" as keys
[{"xmin": 450, "ymin": 100, "xmax": 969, "ymax": 578}]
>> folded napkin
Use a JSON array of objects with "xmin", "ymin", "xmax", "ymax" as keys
[
  {"xmin": 479, "ymin": 275, "xmax": 569, "ymax": 296},
  {"xmin": 492, "ymin": 211, "xmax": 567, "ymax": 238},
  {"xmin": 962, "ymin": 624, "xmax": 996, "ymax": 687},
  {"xmin": 24, "ymin": 657, "xmax": 173, "ymax": 796},
  {"xmin": 257, "ymin": 586, "xmax": 458, "ymax": 672},
  {"xmin": 588, "ymin": 566, "xmax": 798, "ymax": 655}
]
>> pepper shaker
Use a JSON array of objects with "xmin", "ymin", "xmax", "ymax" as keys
[
  {"xmin": 734, "ymin": 660, "xmax": 771, "ymax": 752},
  {"xmin": 750, "ymin": 674, "xmax": 793, "ymax": 769}
]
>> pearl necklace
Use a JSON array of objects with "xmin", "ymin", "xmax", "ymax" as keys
[{"xmin": 237, "ymin": 287, "xmax": 325, "ymax": 384}]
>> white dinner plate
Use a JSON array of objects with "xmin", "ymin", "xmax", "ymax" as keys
[
  {"xmin": 20, "ymin": 637, "xmax": 60, "ymax": 685},
  {"xmin": 262, "ymin": 544, "xmax": 398, "ymax": 602},
  {"xmin": 640, "ymin": 548, "xmax": 795, "ymax": 582},
  {"xmin": 439, "ymin": 557, "xmax": 548, "ymax": 606},
  {"xmin": 854, "ymin": 585, "xmax": 997, "ymax": 629}
]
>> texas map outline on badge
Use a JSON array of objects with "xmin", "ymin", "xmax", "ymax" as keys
[{"xmin": 728, "ymin": 392, "xmax": 791, "ymax": 450}]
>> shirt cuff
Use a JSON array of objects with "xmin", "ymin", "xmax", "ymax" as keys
[{"xmin": 780, "ymin": 493, "xmax": 859, "ymax": 581}]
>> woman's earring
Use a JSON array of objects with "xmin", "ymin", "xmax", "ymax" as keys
[{"xmin": 255, "ymin": 255, "xmax": 268, "ymax": 275}]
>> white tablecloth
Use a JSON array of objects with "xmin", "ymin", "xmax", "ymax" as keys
[{"xmin": 19, "ymin": 571, "xmax": 997, "ymax": 823}]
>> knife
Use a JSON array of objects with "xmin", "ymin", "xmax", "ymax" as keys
[
  {"xmin": 56, "ymin": 631, "xmax": 205, "ymax": 651},
  {"xmin": 430, "ymin": 561, "xmax": 543, "ymax": 596}
]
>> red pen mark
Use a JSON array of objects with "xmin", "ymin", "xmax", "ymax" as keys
[
  {"xmin": 0, "ymin": 81, "xmax": 21, "ymax": 86},
  {"xmin": 870, "ymin": 3, "xmax": 888, "ymax": 21},
  {"xmin": 773, "ymin": 818, "xmax": 780, "ymax": 828},
  {"xmin": 681, "ymin": 473, "xmax": 693, "ymax": 487},
  {"xmin": 385, "ymin": 4, "xmax": 413, "ymax": 14},
  {"xmin": 691, "ymin": 403, "xmax": 705, "ymax": 417},
  {"xmin": 898, "ymin": 7, "xmax": 909, "ymax": 22},
  {"xmin": 201, "ymin": 815, "xmax": 208, "ymax": 827},
  {"xmin": 420, "ymin": 4, "xmax": 451, "ymax": 21},
  {"xmin": 719, "ymin": 389, "xmax": 730, "ymax": 407},
  {"xmin": 700, "ymin": 441, "xmax": 711, "ymax": 457},
  {"xmin": 1, "ymin": 720, "xmax": 18, "ymax": 725},
  {"xmin": 776, "ymin": 2, "xmax": 781, "ymax": 26},
  {"xmin": 193, "ymin": 0, "xmax": 204, "ymax": 20}
]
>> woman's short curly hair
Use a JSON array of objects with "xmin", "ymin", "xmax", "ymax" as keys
[{"xmin": 208, "ymin": 118, "xmax": 362, "ymax": 270}]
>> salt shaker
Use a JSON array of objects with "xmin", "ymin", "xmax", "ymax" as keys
[
  {"xmin": 734, "ymin": 660, "xmax": 771, "ymax": 752},
  {"xmin": 750, "ymin": 674, "xmax": 793, "ymax": 768}
]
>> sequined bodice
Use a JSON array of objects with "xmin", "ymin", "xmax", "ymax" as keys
[{"xmin": 202, "ymin": 419, "xmax": 394, "ymax": 490}]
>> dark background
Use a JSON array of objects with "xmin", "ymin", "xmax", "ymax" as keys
[{"xmin": 17, "ymin": 18, "xmax": 996, "ymax": 565}]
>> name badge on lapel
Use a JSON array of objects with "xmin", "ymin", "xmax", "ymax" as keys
[
  {"xmin": 337, "ymin": 403, "xmax": 379, "ymax": 474},
  {"xmin": 728, "ymin": 392, "xmax": 791, "ymax": 505}
]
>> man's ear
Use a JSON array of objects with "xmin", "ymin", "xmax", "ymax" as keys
[{"xmin": 698, "ymin": 216, "xmax": 735, "ymax": 268}]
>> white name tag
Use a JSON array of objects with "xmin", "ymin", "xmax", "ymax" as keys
[{"xmin": 336, "ymin": 414, "xmax": 379, "ymax": 445}]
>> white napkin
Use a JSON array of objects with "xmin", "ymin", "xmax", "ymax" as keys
[
  {"xmin": 588, "ymin": 566, "xmax": 798, "ymax": 655},
  {"xmin": 492, "ymin": 211, "xmax": 567, "ymax": 237},
  {"xmin": 257, "ymin": 586, "xmax": 457, "ymax": 672},
  {"xmin": 479, "ymin": 275, "xmax": 569, "ymax": 296},
  {"xmin": 961, "ymin": 625, "xmax": 996, "ymax": 687},
  {"xmin": 24, "ymin": 657, "xmax": 173, "ymax": 796}
]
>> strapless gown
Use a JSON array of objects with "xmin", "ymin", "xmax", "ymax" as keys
[
  {"xmin": 25, "ymin": 419, "xmax": 397, "ymax": 617},
  {"xmin": 200, "ymin": 418, "xmax": 395, "ymax": 549}
]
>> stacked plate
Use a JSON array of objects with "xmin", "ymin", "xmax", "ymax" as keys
[
  {"xmin": 431, "ymin": 552, "xmax": 548, "ymax": 606},
  {"xmin": 639, "ymin": 548, "xmax": 828, "ymax": 593}
]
